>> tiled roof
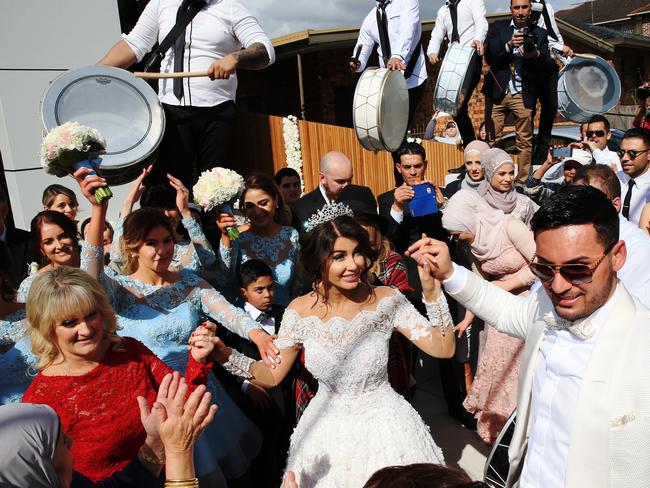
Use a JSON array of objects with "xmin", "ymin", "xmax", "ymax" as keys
[{"xmin": 557, "ymin": 0, "xmax": 648, "ymax": 24}]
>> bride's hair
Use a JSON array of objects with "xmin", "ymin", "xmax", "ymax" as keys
[{"xmin": 300, "ymin": 215, "xmax": 377, "ymax": 303}]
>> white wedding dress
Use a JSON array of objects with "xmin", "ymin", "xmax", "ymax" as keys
[{"xmin": 274, "ymin": 288, "xmax": 448, "ymax": 487}]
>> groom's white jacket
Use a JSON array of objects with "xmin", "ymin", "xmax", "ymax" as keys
[{"xmin": 445, "ymin": 266, "xmax": 650, "ymax": 488}]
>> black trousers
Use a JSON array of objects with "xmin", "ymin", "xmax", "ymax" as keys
[
  {"xmin": 532, "ymin": 69, "xmax": 559, "ymax": 145},
  {"xmin": 453, "ymin": 53, "xmax": 482, "ymax": 145},
  {"xmin": 151, "ymin": 101, "xmax": 236, "ymax": 189}
]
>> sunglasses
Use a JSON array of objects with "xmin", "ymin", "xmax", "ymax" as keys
[
  {"xmin": 616, "ymin": 148, "xmax": 650, "ymax": 159},
  {"xmin": 529, "ymin": 243, "xmax": 615, "ymax": 285},
  {"xmin": 586, "ymin": 130, "xmax": 606, "ymax": 138}
]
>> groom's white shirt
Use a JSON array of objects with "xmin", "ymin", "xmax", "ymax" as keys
[{"xmin": 444, "ymin": 264, "xmax": 650, "ymax": 488}]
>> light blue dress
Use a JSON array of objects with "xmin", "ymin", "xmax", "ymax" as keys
[
  {"xmin": 215, "ymin": 226, "xmax": 300, "ymax": 305},
  {"xmin": 82, "ymin": 243, "xmax": 262, "ymax": 483},
  {"xmin": 0, "ymin": 310, "xmax": 36, "ymax": 405}
]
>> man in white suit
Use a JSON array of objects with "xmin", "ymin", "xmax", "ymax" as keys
[{"xmin": 407, "ymin": 185, "xmax": 650, "ymax": 488}]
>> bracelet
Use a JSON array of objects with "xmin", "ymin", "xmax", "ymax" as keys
[
  {"xmin": 423, "ymin": 293, "xmax": 452, "ymax": 336},
  {"xmin": 165, "ymin": 479, "xmax": 199, "ymax": 488},
  {"xmin": 138, "ymin": 445, "xmax": 165, "ymax": 465},
  {"xmin": 222, "ymin": 349, "xmax": 255, "ymax": 379}
]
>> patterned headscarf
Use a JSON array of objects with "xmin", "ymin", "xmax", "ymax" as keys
[
  {"xmin": 481, "ymin": 147, "xmax": 514, "ymax": 182},
  {"xmin": 0, "ymin": 403, "xmax": 60, "ymax": 488}
]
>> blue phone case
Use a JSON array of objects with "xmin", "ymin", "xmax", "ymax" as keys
[{"xmin": 408, "ymin": 183, "xmax": 439, "ymax": 217}]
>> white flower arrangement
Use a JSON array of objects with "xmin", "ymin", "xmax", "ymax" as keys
[
  {"xmin": 192, "ymin": 167, "xmax": 245, "ymax": 239},
  {"xmin": 282, "ymin": 115, "xmax": 304, "ymax": 194},
  {"xmin": 40, "ymin": 121, "xmax": 112, "ymax": 203},
  {"xmin": 406, "ymin": 131, "xmax": 422, "ymax": 145}
]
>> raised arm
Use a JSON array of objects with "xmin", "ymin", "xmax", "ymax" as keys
[{"xmin": 392, "ymin": 262, "xmax": 455, "ymax": 359}]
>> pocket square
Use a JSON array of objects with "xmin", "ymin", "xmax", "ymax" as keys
[{"xmin": 610, "ymin": 412, "xmax": 637, "ymax": 428}]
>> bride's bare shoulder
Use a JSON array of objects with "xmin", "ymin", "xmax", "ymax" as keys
[{"xmin": 287, "ymin": 293, "xmax": 320, "ymax": 317}]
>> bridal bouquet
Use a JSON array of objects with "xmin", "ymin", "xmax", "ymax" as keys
[
  {"xmin": 40, "ymin": 121, "xmax": 112, "ymax": 204},
  {"xmin": 193, "ymin": 167, "xmax": 245, "ymax": 240}
]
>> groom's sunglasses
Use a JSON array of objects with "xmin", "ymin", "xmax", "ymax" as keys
[{"xmin": 529, "ymin": 243, "xmax": 615, "ymax": 285}]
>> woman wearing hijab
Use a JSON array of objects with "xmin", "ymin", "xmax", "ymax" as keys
[
  {"xmin": 442, "ymin": 196, "xmax": 536, "ymax": 444},
  {"xmin": 443, "ymin": 140, "xmax": 490, "ymax": 198},
  {"xmin": 0, "ymin": 372, "xmax": 216, "ymax": 488}
]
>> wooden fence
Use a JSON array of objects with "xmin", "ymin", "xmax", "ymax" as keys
[{"xmin": 234, "ymin": 112, "xmax": 465, "ymax": 197}]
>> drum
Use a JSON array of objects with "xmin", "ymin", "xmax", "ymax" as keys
[
  {"xmin": 557, "ymin": 54, "xmax": 621, "ymax": 123},
  {"xmin": 433, "ymin": 43, "xmax": 481, "ymax": 116},
  {"xmin": 41, "ymin": 66, "xmax": 165, "ymax": 185},
  {"xmin": 484, "ymin": 411, "xmax": 517, "ymax": 488},
  {"xmin": 353, "ymin": 68, "xmax": 409, "ymax": 152}
]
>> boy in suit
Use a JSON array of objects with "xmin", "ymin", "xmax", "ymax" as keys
[{"xmin": 213, "ymin": 259, "xmax": 292, "ymax": 487}]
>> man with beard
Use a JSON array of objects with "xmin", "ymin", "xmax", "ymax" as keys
[{"xmin": 407, "ymin": 185, "xmax": 650, "ymax": 488}]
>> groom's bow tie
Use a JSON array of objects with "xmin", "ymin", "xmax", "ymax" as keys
[{"xmin": 543, "ymin": 312, "xmax": 595, "ymax": 340}]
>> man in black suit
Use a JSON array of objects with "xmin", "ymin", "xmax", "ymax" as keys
[
  {"xmin": 0, "ymin": 184, "xmax": 31, "ymax": 283},
  {"xmin": 213, "ymin": 259, "xmax": 293, "ymax": 488},
  {"xmin": 483, "ymin": 0, "xmax": 553, "ymax": 184},
  {"xmin": 291, "ymin": 151, "xmax": 373, "ymax": 233},
  {"xmin": 378, "ymin": 142, "xmax": 447, "ymax": 255}
]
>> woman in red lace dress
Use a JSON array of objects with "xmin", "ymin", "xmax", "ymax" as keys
[{"xmin": 22, "ymin": 266, "xmax": 214, "ymax": 482}]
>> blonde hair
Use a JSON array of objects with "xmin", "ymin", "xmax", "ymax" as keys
[
  {"xmin": 26, "ymin": 266, "xmax": 123, "ymax": 369},
  {"xmin": 119, "ymin": 208, "xmax": 176, "ymax": 275}
]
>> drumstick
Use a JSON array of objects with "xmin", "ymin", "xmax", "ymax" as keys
[{"xmin": 134, "ymin": 71, "xmax": 209, "ymax": 79}]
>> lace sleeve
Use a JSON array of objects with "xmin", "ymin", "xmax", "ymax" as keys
[
  {"xmin": 198, "ymin": 279, "xmax": 259, "ymax": 339},
  {"xmin": 80, "ymin": 241, "xmax": 123, "ymax": 308},
  {"xmin": 0, "ymin": 310, "xmax": 27, "ymax": 346},
  {"xmin": 109, "ymin": 219, "xmax": 125, "ymax": 269},
  {"xmin": 16, "ymin": 275, "xmax": 35, "ymax": 304},
  {"xmin": 274, "ymin": 308, "xmax": 302, "ymax": 349},
  {"xmin": 182, "ymin": 216, "xmax": 216, "ymax": 269},
  {"xmin": 392, "ymin": 291, "xmax": 455, "ymax": 358}
]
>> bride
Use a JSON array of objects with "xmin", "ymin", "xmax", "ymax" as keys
[{"xmin": 205, "ymin": 203, "xmax": 455, "ymax": 487}]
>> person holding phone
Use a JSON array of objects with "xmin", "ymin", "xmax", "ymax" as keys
[
  {"xmin": 378, "ymin": 142, "xmax": 446, "ymax": 255},
  {"xmin": 524, "ymin": 150, "xmax": 582, "ymax": 204}
]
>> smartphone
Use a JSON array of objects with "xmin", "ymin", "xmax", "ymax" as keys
[
  {"xmin": 408, "ymin": 183, "xmax": 439, "ymax": 217},
  {"xmin": 552, "ymin": 147, "xmax": 572, "ymax": 159}
]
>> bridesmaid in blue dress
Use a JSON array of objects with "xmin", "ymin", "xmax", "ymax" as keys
[
  {"xmin": 213, "ymin": 173, "xmax": 300, "ymax": 305},
  {"xmin": 76, "ymin": 169, "xmax": 281, "ymax": 486}
]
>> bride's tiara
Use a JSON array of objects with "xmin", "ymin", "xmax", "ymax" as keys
[{"xmin": 304, "ymin": 202, "xmax": 354, "ymax": 232}]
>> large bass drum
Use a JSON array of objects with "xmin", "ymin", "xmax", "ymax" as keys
[
  {"xmin": 433, "ymin": 43, "xmax": 481, "ymax": 116},
  {"xmin": 41, "ymin": 66, "xmax": 165, "ymax": 185},
  {"xmin": 557, "ymin": 54, "xmax": 621, "ymax": 123},
  {"xmin": 484, "ymin": 411, "xmax": 516, "ymax": 488},
  {"xmin": 353, "ymin": 68, "xmax": 409, "ymax": 152}
]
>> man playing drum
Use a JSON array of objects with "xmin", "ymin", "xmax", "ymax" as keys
[
  {"xmin": 427, "ymin": 0, "xmax": 488, "ymax": 144},
  {"xmin": 99, "ymin": 0, "xmax": 275, "ymax": 191},
  {"xmin": 350, "ymin": 0, "xmax": 427, "ymax": 129}
]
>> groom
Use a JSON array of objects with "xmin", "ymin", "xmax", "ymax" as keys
[{"xmin": 408, "ymin": 185, "xmax": 650, "ymax": 488}]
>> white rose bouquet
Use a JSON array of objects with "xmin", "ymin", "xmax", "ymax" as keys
[
  {"xmin": 40, "ymin": 121, "xmax": 112, "ymax": 204},
  {"xmin": 193, "ymin": 167, "xmax": 245, "ymax": 240}
]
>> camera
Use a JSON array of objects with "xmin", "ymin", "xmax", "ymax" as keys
[
  {"xmin": 637, "ymin": 85, "xmax": 650, "ymax": 101},
  {"xmin": 522, "ymin": 27, "xmax": 538, "ymax": 54}
]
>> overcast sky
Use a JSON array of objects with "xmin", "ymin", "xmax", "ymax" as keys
[{"xmin": 245, "ymin": 0, "xmax": 580, "ymax": 39}]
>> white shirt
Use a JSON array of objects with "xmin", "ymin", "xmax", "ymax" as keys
[
  {"xmin": 533, "ymin": 1, "xmax": 565, "ymax": 53},
  {"xmin": 122, "ymin": 0, "xmax": 275, "ymax": 107},
  {"xmin": 354, "ymin": 0, "xmax": 427, "ymax": 89},
  {"xmin": 592, "ymin": 146, "xmax": 621, "ymax": 172},
  {"xmin": 244, "ymin": 302, "xmax": 276, "ymax": 336},
  {"xmin": 426, "ymin": 0, "xmax": 488, "ymax": 55},
  {"xmin": 519, "ymin": 288, "xmax": 617, "ymax": 488},
  {"xmin": 618, "ymin": 214, "xmax": 650, "ymax": 307},
  {"xmin": 318, "ymin": 185, "xmax": 333, "ymax": 205},
  {"xmin": 506, "ymin": 20, "xmax": 523, "ymax": 94},
  {"xmin": 618, "ymin": 167, "xmax": 650, "ymax": 225}
]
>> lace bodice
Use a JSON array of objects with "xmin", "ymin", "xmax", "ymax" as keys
[
  {"xmin": 214, "ymin": 226, "xmax": 300, "ymax": 305},
  {"xmin": 273, "ymin": 290, "xmax": 452, "ymax": 396},
  {"xmin": 110, "ymin": 216, "xmax": 216, "ymax": 273}
]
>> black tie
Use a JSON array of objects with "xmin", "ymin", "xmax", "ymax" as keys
[
  {"xmin": 173, "ymin": 0, "xmax": 202, "ymax": 101},
  {"xmin": 448, "ymin": 0, "xmax": 460, "ymax": 43},
  {"xmin": 376, "ymin": 2, "xmax": 392, "ymax": 65},
  {"xmin": 622, "ymin": 179, "xmax": 635, "ymax": 219}
]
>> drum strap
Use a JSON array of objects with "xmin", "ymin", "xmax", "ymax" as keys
[
  {"xmin": 538, "ymin": 0, "xmax": 559, "ymax": 41},
  {"xmin": 143, "ymin": 0, "xmax": 206, "ymax": 79},
  {"xmin": 404, "ymin": 41, "xmax": 422, "ymax": 80},
  {"xmin": 376, "ymin": 3, "xmax": 392, "ymax": 65}
]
